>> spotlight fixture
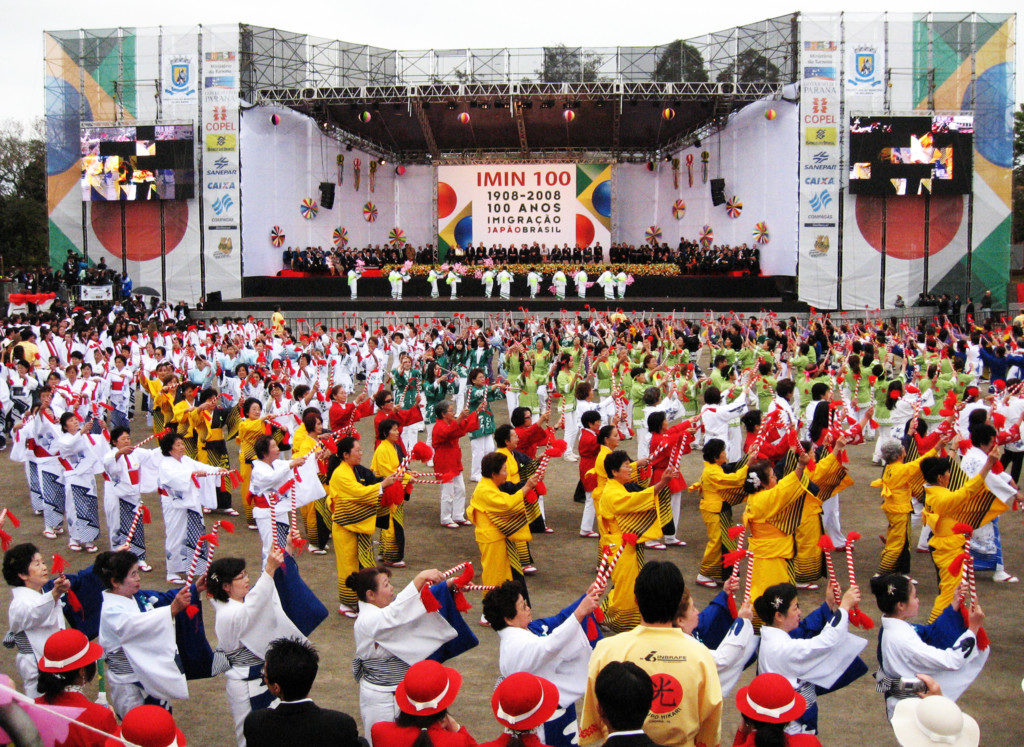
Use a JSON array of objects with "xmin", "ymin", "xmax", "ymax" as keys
[
  {"xmin": 446, "ymin": 102, "xmax": 457, "ymax": 110},
  {"xmin": 540, "ymin": 100, "xmax": 554, "ymax": 109},
  {"xmin": 694, "ymin": 138, "xmax": 701, "ymax": 147}
]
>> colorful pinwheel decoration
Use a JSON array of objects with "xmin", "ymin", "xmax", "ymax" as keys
[
  {"xmin": 388, "ymin": 228, "xmax": 407, "ymax": 247},
  {"xmin": 725, "ymin": 197, "xmax": 743, "ymax": 219},
  {"xmin": 332, "ymin": 227, "xmax": 349, "ymax": 248},
  {"xmin": 300, "ymin": 198, "xmax": 318, "ymax": 219},
  {"xmin": 671, "ymin": 199, "xmax": 686, "ymax": 220},
  {"xmin": 363, "ymin": 202, "xmax": 378, "ymax": 222},
  {"xmin": 645, "ymin": 226, "xmax": 663, "ymax": 245},
  {"xmin": 269, "ymin": 226, "xmax": 285, "ymax": 247},
  {"xmin": 700, "ymin": 225, "xmax": 714, "ymax": 247},
  {"xmin": 752, "ymin": 221, "xmax": 770, "ymax": 244}
]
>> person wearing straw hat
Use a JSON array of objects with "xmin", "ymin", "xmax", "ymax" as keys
[
  {"xmin": 370, "ymin": 659, "xmax": 475, "ymax": 746},
  {"xmin": 478, "ymin": 671, "xmax": 561, "ymax": 747},
  {"xmin": 732, "ymin": 672, "xmax": 821, "ymax": 746},
  {"xmin": 34, "ymin": 628, "xmax": 117, "ymax": 745}
]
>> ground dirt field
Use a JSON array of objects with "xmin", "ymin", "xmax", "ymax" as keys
[{"xmin": 1, "ymin": 400, "xmax": 1022, "ymax": 745}]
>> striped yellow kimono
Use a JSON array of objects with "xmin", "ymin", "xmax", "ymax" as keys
[
  {"xmin": 329, "ymin": 461, "xmax": 383, "ymax": 607},
  {"xmin": 371, "ymin": 439, "xmax": 412, "ymax": 564},
  {"xmin": 693, "ymin": 460, "xmax": 749, "ymax": 580},
  {"xmin": 467, "ymin": 478, "xmax": 532, "ymax": 594},
  {"xmin": 236, "ymin": 417, "xmax": 265, "ymax": 526},
  {"xmin": 793, "ymin": 452, "xmax": 853, "ymax": 584},
  {"xmin": 293, "ymin": 425, "xmax": 329, "ymax": 550},
  {"xmin": 871, "ymin": 448, "xmax": 935, "ymax": 575}
]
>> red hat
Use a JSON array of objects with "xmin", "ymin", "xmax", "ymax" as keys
[
  {"xmin": 490, "ymin": 672, "xmax": 560, "ymax": 732},
  {"xmin": 110, "ymin": 705, "xmax": 186, "ymax": 746},
  {"xmin": 37, "ymin": 629, "xmax": 103, "ymax": 673},
  {"xmin": 394, "ymin": 660, "xmax": 462, "ymax": 716},
  {"xmin": 735, "ymin": 673, "xmax": 806, "ymax": 724}
]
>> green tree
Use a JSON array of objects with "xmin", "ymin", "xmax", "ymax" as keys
[
  {"xmin": 715, "ymin": 49, "xmax": 781, "ymax": 84},
  {"xmin": 653, "ymin": 40, "xmax": 708, "ymax": 83},
  {"xmin": 1013, "ymin": 103, "xmax": 1024, "ymax": 245},
  {"xmin": 536, "ymin": 45, "xmax": 604, "ymax": 83},
  {"xmin": 0, "ymin": 119, "xmax": 48, "ymax": 270}
]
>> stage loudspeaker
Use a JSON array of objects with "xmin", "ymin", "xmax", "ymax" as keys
[
  {"xmin": 319, "ymin": 182, "xmax": 335, "ymax": 210},
  {"xmin": 206, "ymin": 291, "xmax": 222, "ymax": 306},
  {"xmin": 710, "ymin": 178, "xmax": 726, "ymax": 206}
]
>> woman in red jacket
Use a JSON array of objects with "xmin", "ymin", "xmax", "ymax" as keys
[
  {"xmin": 431, "ymin": 399, "xmax": 483, "ymax": 528},
  {"xmin": 732, "ymin": 672, "xmax": 821, "ymax": 746},
  {"xmin": 647, "ymin": 410, "xmax": 696, "ymax": 547},
  {"xmin": 34, "ymin": 629, "xmax": 118, "ymax": 746},
  {"xmin": 370, "ymin": 660, "xmax": 476, "ymax": 746}
]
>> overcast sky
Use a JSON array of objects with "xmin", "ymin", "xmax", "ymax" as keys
[{"xmin": 4, "ymin": 0, "xmax": 1020, "ymax": 129}]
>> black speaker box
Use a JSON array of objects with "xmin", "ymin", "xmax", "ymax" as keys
[
  {"xmin": 710, "ymin": 178, "xmax": 726, "ymax": 206},
  {"xmin": 319, "ymin": 182, "xmax": 336, "ymax": 210}
]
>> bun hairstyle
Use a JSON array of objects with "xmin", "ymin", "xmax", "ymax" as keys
[
  {"xmin": 95, "ymin": 549, "xmax": 140, "ymax": 590},
  {"xmin": 744, "ymin": 459, "xmax": 774, "ymax": 494},
  {"xmin": 869, "ymin": 573, "xmax": 910, "ymax": 615},
  {"xmin": 753, "ymin": 583, "xmax": 798, "ymax": 627},
  {"xmin": 207, "ymin": 557, "xmax": 246, "ymax": 602},
  {"xmin": 345, "ymin": 565, "xmax": 389, "ymax": 602}
]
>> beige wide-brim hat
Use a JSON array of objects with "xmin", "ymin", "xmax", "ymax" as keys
[{"xmin": 891, "ymin": 696, "xmax": 979, "ymax": 747}]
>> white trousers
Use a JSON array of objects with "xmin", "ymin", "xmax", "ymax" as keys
[
  {"xmin": 663, "ymin": 491, "xmax": 683, "ymax": 542},
  {"xmin": 15, "ymin": 653, "xmax": 39, "ymax": 699},
  {"xmin": 822, "ymin": 494, "xmax": 844, "ymax": 548},
  {"xmin": 359, "ymin": 681, "xmax": 398, "ymax": 740},
  {"xmin": 470, "ymin": 435, "xmax": 495, "ymax": 481},
  {"xmin": 637, "ymin": 426, "xmax": 652, "ymax": 459},
  {"xmin": 400, "ymin": 424, "xmax": 418, "ymax": 454},
  {"xmin": 226, "ymin": 676, "xmax": 256, "ymax": 746},
  {"xmin": 108, "ymin": 680, "xmax": 147, "ymax": 720},
  {"xmin": 563, "ymin": 407, "xmax": 580, "ymax": 458},
  {"xmin": 506, "ymin": 390, "xmax": 520, "ymax": 415},
  {"xmin": 440, "ymin": 475, "xmax": 468, "ymax": 524},
  {"xmin": 455, "ymin": 378, "xmax": 468, "ymax": 415},
  {"xmin": 580, "ymin": 491, "xmax": 596, "ymax": 533}
]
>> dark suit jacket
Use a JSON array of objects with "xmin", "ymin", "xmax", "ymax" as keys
[
  {"xmin": 602, "ymin": 733, "xmax": 665, "ymax": 746},
  {"xmin": 242, "ymin": 700, "xmax": 362, "ymax": 747}
]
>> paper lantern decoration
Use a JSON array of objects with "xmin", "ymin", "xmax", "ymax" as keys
[
  {"xmin": 388, "ymin": 228, "xmax": 407, "ymax": 247},
  {"xmin": 270, "ymin": 113, "xmax": 280, "ymax": 126},
  {"xmin": 363, "ymin": 202, "xmax": 378, "ymax": 222},
  {"xmin": 359, "ymin": 111, "xmax": 372, "ymax": 123},
  {"xmin": 563, "ymin": 109, "xmax": 575, "ymax": 123},
  {"xmin": 671, "ymin": 199, "xmax": 686, "ymax": 219},
  {"xmin": 300, "ymin": 198, "xmax": 318, "ymax": 219},
  {"xmin": 662, "ymin": 108, "xmax": 676, "ymax": 121},
  {"xmin": 395, "ymin": 165, "xmax": 406, "ymax": 176},
  {"xmin": 725, "ymin": 197, "xmax": 743, "ymax": 219},
  {"xmin": 269, "ymin": 226, "xmax": 285, "ymax": 247},
  {"xmin": 458, "ymin": 112, "xmax": 470, "ymax": 124},
  {"xmin": 645, "ymin": 226, "xmax": 663, "ymax": 245},
  {"xmin": 765, "ymin": 109, "xmax": 777, "ymax": 120},
  {"xmin": 332, "ymin": 227, "xmax": 349, "ymax": 247},
  {"xmin": 752, "ymin": 221, "xmax": 770, "ymax": 244},
  {"xmin": 700, "ymin": 225, "xmax": 714, "ymax": 247}
]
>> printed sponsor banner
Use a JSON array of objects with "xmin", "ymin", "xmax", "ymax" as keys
[
  {"xmin": 205, "ymin": 133, "xmax": 237, "ymax": 151},
  {"xmin": 79, "ymin": 285, "xmax": 113, "ymax": 301},
  {"xmin": 798, "ymin": 16, "xmax": 843, "ymax": 308},
  {"xmin": 435, "ymin": 163, "xmax": 611, "ymax": 261}
]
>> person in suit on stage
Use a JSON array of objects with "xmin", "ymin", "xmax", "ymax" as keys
[
  {"xmin": 592, "ymin": 661, "xmax": 664, "ymax": 746},
  {"xmin": 243, "ymin": 637, "xmax": 363, "ymax": 747}
]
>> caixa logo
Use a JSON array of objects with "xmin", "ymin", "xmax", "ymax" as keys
[{"xmin": 206, "ymin": 181, "xmax": 236, "ymax": 190}]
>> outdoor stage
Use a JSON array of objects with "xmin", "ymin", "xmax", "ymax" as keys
[{"xmin": 209, "ymin": 274, "xmax": 802, "ymax": 313}]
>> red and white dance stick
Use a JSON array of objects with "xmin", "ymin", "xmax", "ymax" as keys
[
  {"xmin": 184, "ymin": 532, "xmax": 208, "ymax": 585},
  {"xmin": 950, "ymin": 524, "xmax": 989, "ymax": 649},
  {"xmin": 743, "ymin": 553, "xmax": 755, "ymax": 605},
  {"xmin": 460, "ymin": 583, "xmax": 496, "ymax": 592},
  {"xmin": 120, "ymin": 503, "xmax": 150, "ymax": 552},
  {"xmin": 134, "ymin": 427, "xmax": 172, "ymax": 449},
  {"xmin": 592, "ymin": 541, "xmax": 629, "ymax": 591},
  {"xmin": 442, "ymin": 562, "xmax": 469, "ymax": 579},
  {"xmin": 204, "ymin": 520, "xmax": 234, "ymax": 568},
  {"xmin": 844, "ymin": 531, "xmax": 874, "ymax": 629},
  {"xmin": 817, "ymin": 535, "xmax": 842, "ymax": 608}
]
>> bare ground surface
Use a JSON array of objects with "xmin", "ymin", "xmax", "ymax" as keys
[{"xmin": 1, "ymin": 401, "xmax": 1022, "ymax": 745}]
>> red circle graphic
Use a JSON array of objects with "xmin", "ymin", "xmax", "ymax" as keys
[
  {"xmin": 91, "ymin": 201, "xmax": 189, "ymax": 262},
  {"xmin": 648, "ymin": 673, "xmax": 683, "ymax": 715},
  {"xmin": 854, "ymin": 196, "xmax": 963, "ymax": 260}
]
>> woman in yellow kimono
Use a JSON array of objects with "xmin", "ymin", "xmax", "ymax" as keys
[
  {"xmin": 494, "ymin": 424, "xmax": 545, "ymax": 574},
  {"xmin": 236, "ymin": 397, "xmax": 267, "ymax": 529},
  {"xmin": 143, "ymin": 369, "xmax": 177, "ymax": 436},
  {"xmin": 587, "ymin": 424, "xmax": 648, "ymax": 554},
  {"xmin": 693, "ymin": 438, "xmax": 750, "ymax": 588},
  {"xmin": 190, "ymin": 388, "xmax": 239, "ymax": 515},
  {"xmin": 171, "ymin": 383, "xmax": 201, "ymax": 460},
  {"xmin": 742, "ymin": 449, "xmax": 813, "ymax": 616},
  {"xmin": 792, "ymin": 438, "xmax": 852, "ymax": 589},
  {"xmin": 370, "ymin": 418, "xmax": 413, "ymax": 568},
  {"xmin": 330, "ymin": 436, "xmax": 399, "ymax": 618},
  {"xmin": 467, "ymin": 452, "xmax": 540, "ymax": 609},
  {"xmin": 872, "ymin": 436, "xmax": 946, "ymax": 576},
  {"xmin": 600, "ymin": 450, "xmax": 675, "ymax": 632},
  {"xmin": 920, "ymin": 449, "xmax": 1004, "ymax": 621}
]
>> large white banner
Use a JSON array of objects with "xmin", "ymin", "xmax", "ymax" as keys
[
  {"xmin": 798, "ymin": 17, "xmax": 843, "ymax": 308},
  {"xmin": 436, "ymin": 163, "xmax": 611, "ymax": 261}
]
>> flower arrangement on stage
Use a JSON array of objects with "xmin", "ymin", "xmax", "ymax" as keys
[{"xmin": 385, "ymin": 262, "xmax": 682, "ymax": 278}]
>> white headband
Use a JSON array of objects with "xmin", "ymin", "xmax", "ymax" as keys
[
  {"xmin": 407, "ymin": 680, "xmax": 450, "ymax": 712},
  {"xmin": 746, "ymin": 693, "xmax": 796, "ymax": 720},
  {"xmin": 42, "ymin": 641, "xmax": 91, "ymax": 670},
  {"xmin": 497, "ymin": 695, "xmax": 545, "ymax": 725}
]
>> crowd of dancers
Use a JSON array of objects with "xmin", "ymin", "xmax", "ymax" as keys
[{"xmin": 0, "ymin": 300, "xmax": 1017, "ymax": 746}]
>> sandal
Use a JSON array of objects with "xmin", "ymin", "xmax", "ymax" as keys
[
  {"xmin": 43, "ymin": 528, "xmax": 57, "ymax": 540},
  {"xmin": 579, "ymin": 531, "xmax": 599, "ymax": 538},
  {"xmin": 384, "ymin": 561, "xmax": 407, "ymax": 568},
  {"xmin": 139, "ymin": 562, "xmax": 153, "ymax": 572},
  {"xmin": 220, "ymin": 508, "xmax": 240, "ymax": 516},
  {"xmin": 443, "ymin": 522, "xmax": 460, "ymax": 529},
  {"xmin": 83, "ymin": 543, "xmax": 99, "ymax": 553},
  {"xmin": 456, "ymin": 520, "xmax": 472, "ymax": 526},
  {"xmin": 310, "ymin": 547, "xmax": 328, "ymax": 555},
  {"xmin": 543, "ymin": 527, "xmax": 555, "ymax": 534},
  {"xmin": 68, "ymin": 542, "xmax": 82, "ymax": 552},
  {"xmin": 338, "ymin": 605, "xmax": 358, "ymax": 619},
  {"xmin": 166, "ymin": 575, "xmax": 186, "ymax": 586}
]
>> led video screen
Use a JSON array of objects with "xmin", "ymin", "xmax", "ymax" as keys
[{"xmin": 80, "ymin": 124, "xmax": 195, "ymax": 201}]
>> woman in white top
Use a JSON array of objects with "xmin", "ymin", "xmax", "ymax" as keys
[
  {"xmin": 157, "ymin": 432, "xmax": 218, "ymax": 585},
  {"xmin": 2, "ymin": 543, "xmax": 70, "ymax": 697},
  {"xmin": 248, "ymin": 435, "xmax": 308, "ymax": 566},
  {"xmin": 208, "ymin": 548, "xmax": 305, "ymax": 745},
  {"xmin": 54, "ymin": 412, "xmax": 103, "ymax": 552},
  {"xmin": 754, "ymin": 580, "xmax": 868, "ymax": 736},
  {"xmin": 96, "ymin": 549, "xmax": 193, "ymax": 718},
  {"xmin": 102, "ymin": 426, "xmax": 161, "ymax": 570},
  {"xmin": 869, "ymin": 573, "xmax": 988, "ymax": 719},
  {"xmin": 347, "ymin": 564, "xmax": 463, "ymax": 737}
]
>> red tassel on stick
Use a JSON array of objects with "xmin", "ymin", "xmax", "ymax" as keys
[
  {"xmin": 419, "ymin": 584, "xmax": 441, "ymax": 612},
  {"xmin": 51, "ymin": 554, "xmax": 67, "ymax": 575},
  {"xmin": 66, "ymin": 589, "xmax": 83, "ymax": 614},
  {"xmin": 0, "ymin": 530, "xmax": 12, "ymax": 552},
  {"xmin": 141, "ymin": 505, "xmax": 152, "ymax": 524},
  {"xmin": 6, "ymin": 511, "xmax": 20, "ymax": 528}
]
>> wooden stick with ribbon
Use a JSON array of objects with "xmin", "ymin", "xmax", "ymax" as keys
[
  {"xmin": 817, "ymin": 534, "xmax": 843, "ymax": 608},
  {"xmin": 119, "ymin": 503, "xmax": 151, "ymax": 552},
  {"xmin": 843, "ymin": 532, "xmax": 874, "ymax": 629},
  {"xmin": 950, "ymin": 524, "xmax": 989, "ymax": 649}
]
